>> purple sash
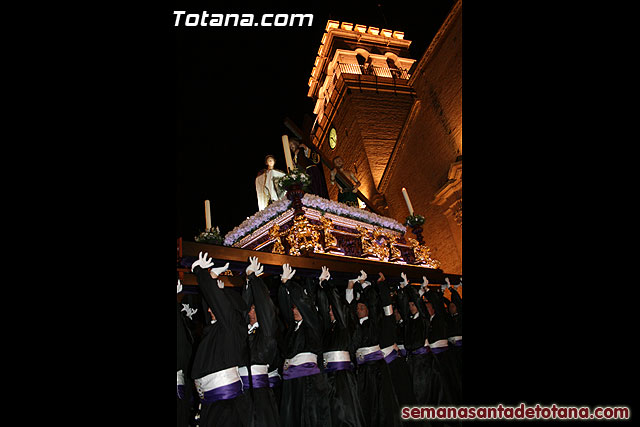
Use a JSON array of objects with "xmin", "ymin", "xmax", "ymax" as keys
[
  {"xmin": 399, "ymin": 348, "xmax": 407, "ymax": 357},
  {"xmin": 324, "ymin": 361, "xmax": 354, "ymax": 373},
  {"xmin": 177, "ymin": 384, "xmax": 185, "ymax": 400},
  {"xmin": 357, "ymin": 350, "xmax": 384, "ymax": 365},
  {"xmin": 430, "ymin": 346, "xmax": 448, "ymax": 354},
  {"xmin": 453, "ymin": 339, "xmax": 462, "ymax": 347},
  {"xmin": 200, "ymin": 380, "xmax": 243, "ymax": 403},
  {"xmin": 410, "ymin": 346, "xmax": 429, "ymax": 356},
  {"xmin": 240, "ymin": 374, "xmax": 270, "ymax": 390},
  {"xmin": 384, "ymin": 349, "xmax": 398, "ymax": 364},
  {"xmin": 283, "ymin": 362, "xmax": 321, "ymax": 380},
  {"xmin": 269, "ymin": 374, "xmax": 281, "ymax": 388}
]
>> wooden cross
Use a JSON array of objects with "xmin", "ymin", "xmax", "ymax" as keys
[{"xmin": 284, "ymin": 115, "xmax": 382, "ymax": 216}]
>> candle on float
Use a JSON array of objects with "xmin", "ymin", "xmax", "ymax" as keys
[
  {"xmin": 401, "ymin": 187, "xmax": 415, "ymax": 216},
  {"xmin": 204, "ymin": 200, "xmax": 212, "ymax": 231},
  {"xmin": 282, "ymin": 134, "xmax": 295, "ymax": 173}
]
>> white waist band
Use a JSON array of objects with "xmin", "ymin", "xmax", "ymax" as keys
[
  {"xmin": 356, "ymin": 345, "xmax": 381, "ymax": 359},
  {"xmin": 177, "ymin": 369, "xmax": 184, "ymax": 386},
  {"xmin": 194, "ymin": 366, "xmax": 241, "ymax": 393},
  {"xmin": 238, "ymin": 364, "xmax": 269, "ymax": 376},
  {"xmin": 382, "ymin": 305, "xmax": 393, "ymax": 316},
  {"xmin": 268, "ymin": 369, "xmax": 281, "ymax": 379},
  {"xmin": 323, "ymin": 350, "xmax": 351, "ymax": 363},
  {"xmin": 285, "ymin": 352, "xmax": 317, "ymax": 367},
  {"xmin": 429, "ymin": 339, "xmax": 449, "ymax": 349},
  {"xmin": 448, "ymin": 335, "xmax": 462, "ymax": 342},
  {"xmin": 380, "ymin": 345, "xmax": 396, "ymax": 358}
]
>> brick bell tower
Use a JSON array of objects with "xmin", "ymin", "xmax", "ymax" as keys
[{"xmin": 307, "ymin": 21, "xmax": 417, "ymax": 215}]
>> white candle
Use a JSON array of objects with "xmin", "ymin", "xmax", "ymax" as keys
[
  {"xmin": 204, "ymin": 200, "xmax": 212, "ymax": 231},
  {"xmin": 402, "ymin": 187, "xmax": 414, "ymax": 216},
  {"xmin": 282, "ymin": 135, "xmax": 295, "ymax": 173}
]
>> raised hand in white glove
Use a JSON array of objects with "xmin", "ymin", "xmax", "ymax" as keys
[
  {"xmin": 281, "ymin": 264, "xmax": 296, "ymax": 283},
  {"xmin": 191, "ymin": 251, "xmax": 215, "ymax": 272},
  {"xmin": 216, "ymin": 279, "xmax": 225, "ymax": 289},
  {"xmin": 455, "ymin": 278, "xmax": 462, "ymax": 289},
  {"xmin": 419, "ymin": 276, "xmax": 429, "ymax": 296},
  {"xmin": 181, "ymin": 304, "xmax": 198, "ymax": 320},
  {"xmin": 353, "ymin": 270, "xmax": 367, "ymax": 283},
  {"xmin": 319, "ymin": 266, "xmax": 331, "ymax": 284},
  {"xmin": 246, "ymin": 256, "xmax": 263, "ymax": 277},
  {"xmin": 444, "ymin": 277, "xmax": 451, "ymax": 288},
  {"xmin": 177, "ymin": 279, "xmax": 183, "ymax": 294},
  {"xmin": 209, "ymin": 262, "xmax": 230, "ymax": 279},
  {"xmin": 400, "ymin": 272, "xmax": 409, "ymax": 288},
  {"xmin": 186, "ymin": 307, "xmax": 198, "ymax": 320},
  {"xmin": 421, "ymin": 276, "xmax": 429, "ymax": 289}
]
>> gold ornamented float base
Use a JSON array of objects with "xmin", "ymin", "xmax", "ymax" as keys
[{"xmin": 232, "ymin": 206, "xmax": 440, "ymax": 268}]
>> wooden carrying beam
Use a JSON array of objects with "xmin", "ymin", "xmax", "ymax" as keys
[{"xmin": 179, "ymin": 240, "xmax": 460, "ymax": 287}]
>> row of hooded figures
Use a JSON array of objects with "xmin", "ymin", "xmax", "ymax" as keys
[{"xmin": 177, "ymin": 252, "xmax": 463, "ymax": 427}]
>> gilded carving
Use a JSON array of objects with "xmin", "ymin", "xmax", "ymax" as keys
[{"xmin": 269, "ymin": 224, "xmax": 286, "ymax": 254}]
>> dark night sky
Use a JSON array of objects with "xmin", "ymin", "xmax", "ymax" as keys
[{"xmin": 174, "ymin": 0, "xmax": 457, "ymax": 240}]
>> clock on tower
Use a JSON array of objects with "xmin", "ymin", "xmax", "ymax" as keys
[{"xmin": 329, "ymin": 127, "xmax": 337, "ymax": 149}]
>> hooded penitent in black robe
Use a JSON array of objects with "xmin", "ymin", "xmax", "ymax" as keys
[
  {"xmin": 241, "ymin": 273, "xmax": 281, "ymax": 427},
  {"xmin": 317, "ymin": 279, "xmax": 365, "ymax": 427},
  {"xmin": 424, "ymin": 289, "xmax": 461, "ymax": 406},
  {"xmin": 177, "ymin": 299, "xmax": 194, "ymax": 427},
  {"xmin": 278, "ymin": 277, "xmax": 332, "ymax": 427},
  {"xmin": 443, "ymin": 287, "xmax": 462, "ymax": 398},
  {"xmin": 349, "ymin": 282, "xmax": 401, "ymax": 427},
  {"xmin": 396, "ymin": 285, "xmax": 433, "ymax": 406},
  {"xmin": 376, "ymin": 280, "xmax": 416, "ymax": 411},
  {"xmin": 270, "ymin": 310, "xmax": 286, "ymax": 406},
  {"xmin": 191, "ymin": 266, "xmax": 252, "ymax": 427}
]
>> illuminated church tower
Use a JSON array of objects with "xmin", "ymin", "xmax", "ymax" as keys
[
  {"xmin": 307, "ymin": 0, "xmax": 462, "ymax": 273},
  {"xmin": 308, "ymin": 21, "xmax": 417, "ymax": 214}
]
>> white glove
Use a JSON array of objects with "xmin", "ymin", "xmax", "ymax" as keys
[
  {"xmin": 281, "ymin": 264, "xmax": 296, "ymax": 283},
  {"xmin": 445, "ymin": 277, "xmax": 451, "ymax": 288},
  {"xmin": 186, "ymin": 307, "xmax": 198, "ymax": 320},
  {"xmin": 246, "ymin": 256, "xmax": 263, "ymax": 277},
  {"xmin": 216, "ymin": 279, "xmax": 225, "ymax": 289},
  {"xmin": 319, "ymin": 266, "xmax": 331, "ymax": 283},
  {"xmin": 418, "ymin": 277, "xmax": 429, "ymax": 296},
  {"xmin": 400, "ymin": 272, "xmax": 409, "ymax": 288},
  {"xmin": 177, "ymin": 279, "xmax": 183, "ymax": 294},
  {"xmin": 181, "ymin": 304, "xmax": 198, "ymax": 320},
  {"xmin": 455, "ymin": 278, "xmax": 462, "ymax": 289},
  {"xmin": 352, "ymin": 270, "xmax": 367, "ymax": 283},
  {"xmin": 209, "ymin": 262, "xmax": 230, "ymax": 279},
  {"xmin": 191, "ymin": 252, "xmax": 214, "ymax": 272}
]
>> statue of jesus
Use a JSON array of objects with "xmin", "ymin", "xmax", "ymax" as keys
[{"xmin": 255, "ymin": 154, "xmax": 286, "ymax": 211}]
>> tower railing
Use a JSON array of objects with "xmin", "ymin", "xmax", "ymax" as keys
[{"xmin": 337, "ymin": 62, "xmax": 410, "ymax": 79}]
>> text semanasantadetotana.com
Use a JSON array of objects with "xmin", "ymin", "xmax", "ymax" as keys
[{"xmin": 401, "ymin": 404, "xmax": 630, "ymax": 420}]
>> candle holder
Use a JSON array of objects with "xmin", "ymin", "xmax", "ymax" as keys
[
  {"xmin": 286, "ymin": 183, "xmax": 306, "ymax": 217},
  {"xmin": 411, "ymin": 225, "xmax": 425, "ymax": 246},
  {"xmin": 405, "ymin": 214, "xmax": 426, "ymax": 246},
  {"xmin": 276, "ymin": 168, "xmax": 311, "ymax": 218}
]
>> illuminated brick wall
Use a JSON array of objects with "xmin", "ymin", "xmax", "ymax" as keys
[
  {"xmin": 379, "ymin": 0, "xmax": 462, "ymax": 273},
  {"xmin": 309, "ymin": 0, "xmax": 462, "ymax": 273},
  {"xmin": 319, "ymin": 90, "xmax": 415, "ymax": 212}
]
